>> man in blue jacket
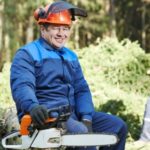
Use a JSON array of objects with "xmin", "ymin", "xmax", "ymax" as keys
[{"xmin": 10, "ymin": 1, "xmax": 127, "ymax": 150}]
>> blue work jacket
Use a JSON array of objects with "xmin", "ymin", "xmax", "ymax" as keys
[{"xmin": 10, "ymin": 37, "xmax": 94, "ymax": 121}]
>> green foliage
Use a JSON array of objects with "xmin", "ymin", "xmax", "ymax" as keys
[
  {"xmin": 78, "ymin": 37, "xmax": 150, "ymax": 96},
  {"xmin": 77, "ymin": 37, "xmax": 150, "ymax": 141},
  {"xmin": 0, "ymin": 62, "xmax": 14, "ymax": 109},
  {"xmin": 99, "ymin": 100, "xmax": 141, "ymax": 141},
  {"xmin": 0, "ymin": 62, "xmax": 15, "ymax": 149}
]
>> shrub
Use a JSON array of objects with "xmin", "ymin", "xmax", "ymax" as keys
[
  {"xmin": 0, "ymin": 62, "xmax": 14, "ymax": 109},
  {"xmin": 77, "ymin": 37, "xmax": 150, "ymax": 141}
]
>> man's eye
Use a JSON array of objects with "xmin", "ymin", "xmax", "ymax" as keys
[
  {"xmin": 63, "ymin": 27, "xmax": 70, "ymax": 31},
  {"xmin": 52, "ymin": 26, "xmax": 70, "ymax": 31},
  {"xmin": 53, "ymin": 27, "xmax": 59, "ymax": 30}
]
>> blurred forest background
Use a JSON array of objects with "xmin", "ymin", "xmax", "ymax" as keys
[
  {"xmin": 0, "ymin": 0, "xmax": 150, "ymax": 149},
  {"xmin": 0, "ymin": 0, "xmax": 150, "ymax": 65}
]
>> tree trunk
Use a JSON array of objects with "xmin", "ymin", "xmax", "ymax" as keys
[
  {"xmin": 26, "ymin": 16, "xmax": 34, "ymax": 43},
  {"xmin": 4, "ymin": 33, "xmax": 10, "ymax": 62},
  {"xmin": 0, "ymin": 0, "xmax": 4, "ymax": 51},
  {"xmin": 73, "ymin": 1, "xmax": 80, "ymax": 49},
  {"xmin": 109, "ymin": 0, "xmax": 117, "ymax": 38},
  {"xmin": 18, "ymin": 22, "xmax": 23, "ymax": 39},
  {"xmin": 141, "ymin": 2, "xmax": 146, "ymax": 50},
  {"xmin": 74, "ymin": 24, "xmax": 80, "ymax": 49},
  {"xmin": 0, "ymin": 0, "xmax": 4, "ymax": 68}
]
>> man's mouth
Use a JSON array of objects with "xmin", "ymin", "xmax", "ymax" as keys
[{"xmin": 56, "ymin": 38, "xmax": 64, "ymax": 43}]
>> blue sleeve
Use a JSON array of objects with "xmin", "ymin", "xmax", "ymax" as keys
[
  {"xmin": 74, "ymin": 60, "xmax": 94, "ymax": 121},
  {"xmin": 10, "ymin": 49, "xmax": 39, "ymax": 113}
]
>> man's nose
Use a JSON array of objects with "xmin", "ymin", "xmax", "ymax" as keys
[
  {"xmin": 57, "ymin": 28, "xmax": 67, "ymax": 36},
  {"xmin": 57, "ymin": 28, "xmax": 64, "ymax": 35}
]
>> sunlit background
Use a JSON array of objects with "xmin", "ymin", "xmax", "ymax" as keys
[{"xmin": 0, "ymin": 0, "xmax": 150, "ymax": 149}]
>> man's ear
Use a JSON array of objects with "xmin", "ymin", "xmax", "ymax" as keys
[
  {"xmin": 40, "ymin": 25, "xmax": 45, "ymax": 31},
  {"xmin": 40, "ymin": 25, "xmax": 46, "ymax": 38}
]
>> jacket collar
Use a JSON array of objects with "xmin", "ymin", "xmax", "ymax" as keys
[{"xmin": 38, "ymin": 37, "xmax": 64, "ymax": 53}]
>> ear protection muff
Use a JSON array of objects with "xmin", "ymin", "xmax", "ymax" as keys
[
  {"xmin": 38, "ymin": 8, "xmax": 46, "ymax": 18},
  {"xmin": 34, "ymin": 7, "xmax": 46, "ymax": 21},
  {"xmin": 70, "ymin": 9, "xmax": 75, "ymax": 21}
]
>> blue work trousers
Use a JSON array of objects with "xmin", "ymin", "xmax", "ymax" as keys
[{"xmin": 65, "ymin": 112, "xmax": 127, "ymax": 150}]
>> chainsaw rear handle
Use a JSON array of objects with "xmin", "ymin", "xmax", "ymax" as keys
[
  {"xmin": 20, "ymin": 115, "xmax": 57, "ymax": 135},
  {"xmin": 20, "ymin": 105, "xmax": 71, "ymax": 135}
]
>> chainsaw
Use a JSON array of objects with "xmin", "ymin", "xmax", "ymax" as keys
[{"xmin": 1, "ymin": 107, "xmax": 118, "ymax": 149}]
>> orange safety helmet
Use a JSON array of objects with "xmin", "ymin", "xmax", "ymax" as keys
[
  {"xmin": 34, "ymin": 8, "xmax": 72, "ymax": 25},
  {"xmin": 34, "ymin": 1, "xmax": 87, "ymax": 25}
]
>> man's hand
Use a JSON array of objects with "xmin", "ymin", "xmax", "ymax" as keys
[
  {"xmin": 82, "ymin": 119, "xmax": 93, "ymax": 133},
  {"xmin": 30, "ymin": 105, "xmax": 49, "ymax": 126}
]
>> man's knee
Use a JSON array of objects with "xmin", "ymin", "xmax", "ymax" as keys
[
  {"xmin": 66, "ymin": 117, "xmax": 88, "ymax": 134},
  {"xmin": 116, "ymin": 118, "xmax": 128, "ymax": 137}
]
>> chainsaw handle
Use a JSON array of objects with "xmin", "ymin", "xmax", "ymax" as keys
[
  {"xmin": 2, "ymin": 130, "xmax": 39, "ymax": 149},
  {"xmin": 1, "ymin": 131, "xmax": 23, "ymax": 149},
  {"xmin": 20, "ymin": 115, "xmax": 57, "ymax": 135}
]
